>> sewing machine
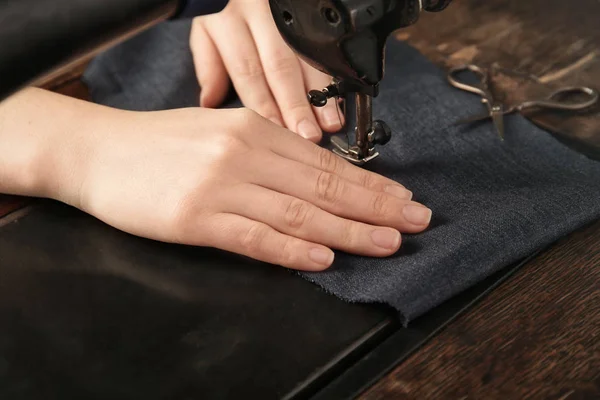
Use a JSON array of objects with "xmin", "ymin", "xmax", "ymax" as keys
[
  {"xmin": 2, "ymin": 2, "xmax": 599, "ymax": 399},
  {"xmin": 0, "ymin": 0, "xmax": 452, "ymax": 166},
  {"xmin": 270, "ymin": 0, "xmax": 454, "ymax": 164}
]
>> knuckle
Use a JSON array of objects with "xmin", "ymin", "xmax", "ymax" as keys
[
  {"xmin": 266, "ymin": 54, "xmax": 298, "ymax": 76},
  {"xmin": 359, "ymin": 171, "xmax": 375, "ymax": 189},
  {"xmin": 212, "ymin": 134, "xmax": 248, "ymax": 158},
  {"xmin": 237, "ymin": 107, "xmax": 259, "ymax": 121},
  {"xmin": 234, "ymin": 108, "xmax": 261, "ymax": 126},
  {"xmin": 216, "ymin": 4, "xmax": 236, "ymax": 19},
  {"xmin": 240, "ymin": 224, "xmax": 267, "ymax": 255},
  {"xmin": 233, "ymin": 56, "xmax": 265, "ymax": 80},
  {"xmin": 278, "ymin": 237, "xmax": 299, "ymax": 266},
  {"xmin": 339, "ymin": 221, "xmax": 358, "ymax": 248},
  {"xmin": 169, "ymin": 194, "xmax": 208, "ymax": 244},
  {"xmin": 317, "ymin": 148, "xmax": 342, "ymax": 174},
  {"xmin": 370, "ymin": 192, "xmax": 392, "ymax": 217},
  {"xmin": 283, "ymin": 199, "xmax": 313, "ymax": 230},
  {"xmin": 191, "ymin": 15, "xmax": 206, "ymax": 29},
  {"xmin": 315, "ymin": 171, "xmax": 344, "ymax": 204},
  {"xmin": 284, "ymin": 98, "xmax": 311, "ymax": 115},
  {"xmin": 189, "ymin": 19, "xmax": 203, "ymax": 46}
]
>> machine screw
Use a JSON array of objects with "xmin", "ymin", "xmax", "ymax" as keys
[
  {"xmin": 371, "ymin": 120, "xmax": 392, "ymax": 145},
  {"xmin": 307, "ymin": 83, "xmax": 341, "ymax": 107},
  {"xmin": 308, "ymin": 90, "xmax": 328, "ymax": 107}
]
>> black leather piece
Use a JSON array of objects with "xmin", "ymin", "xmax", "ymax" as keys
[
  {"xmin": 0, "ymin": 202, "xmax": 393, "ymax": 399},
  {"xmin": 0, "ymin": 0, "xmax": 181, "ymax": 101},
  {"xmin": 0, "ymin": 202, "xmax": 536, "ymax": 399}
]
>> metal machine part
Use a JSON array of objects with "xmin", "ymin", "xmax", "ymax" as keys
[{"xmin": 269, "ymin": 0, "xmax": 453, "ymax": 164}]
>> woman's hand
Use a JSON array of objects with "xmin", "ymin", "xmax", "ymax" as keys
[
  {"xmin": 77, "ymin": 108, "xmax": 431, "ymax": 270},
  {"xmin": 190, "ymin": 0, "xmax": 344, "ymax": 143},
  {"xmin": 1, "ymin": 90, "xmax": 432, "ymax": 271}
]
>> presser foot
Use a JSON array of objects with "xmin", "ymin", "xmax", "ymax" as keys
[
  {"xmin": 329, "ymin": 118, "xmax": 392, "ymax": 165},
  {"xmin": 309, "ymin": 83, "xmax": 391, "ymax": 166},
  {"xmin": 330, "ymin": 136, "xmax": 379, "ymax": 166}
]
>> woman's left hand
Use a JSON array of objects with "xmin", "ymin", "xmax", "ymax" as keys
[{"xmin": 190, "ymin": 0, "xmax": 344, "ymax": 143}]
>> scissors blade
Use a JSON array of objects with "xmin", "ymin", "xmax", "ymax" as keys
[
  {"xmin": 454, "ymin": 104, "xmax": 506, "ymax": 140},
  {"xmin": 453, "ymin": 113, "xmax": 493, "ymax": 125},
  {"xmin": 490, "ymin": 106, "xmax": 505, "ymax": 140}
]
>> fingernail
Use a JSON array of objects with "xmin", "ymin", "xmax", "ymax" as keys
[
  {"xmin": 403, "ymin": 205, "xmax": 433, "ymax": 225},
  {"xmin": 297, "ymin": 119, "xmax": 322, "ymax": 141},
  {"xmin": 384, "ymin": 185, "xmax": 413, "ymax": 200},
  {"xmin": 323, "ymin": 104, "xmax": 343, "ymax": 129},
  {"xmin": 370, "ymin": 229, "xmax": 401, "ymax": 250},
  {"xmin": 308, "ymin": 248, "xmax": 335, "ymax": 267}
]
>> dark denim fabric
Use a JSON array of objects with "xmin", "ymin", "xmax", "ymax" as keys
[{"xmin": 83, "ymin": 20, "xmax": 600, "ymax": 323}]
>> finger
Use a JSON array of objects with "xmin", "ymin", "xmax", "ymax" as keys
[
  {"xmin": 246, "ymin": 4, "xmax": 322, "ymax": 142},
  {"xmin": 190, "ymin": 18, "xmax": 230, "ymax": 108},
  {"xmin": 300, "ymin": 60, "xmax": 346, "ymax": 132},
  {"xmin": 242, "ymin": 151, "xmax": 431, "ymax": 233},
  {"xmin": 221, "ymin": 184, "xmax": 401, "ymax": 256},
  {"xmin": 205, "ymin": 12, "xmax": 283, "ymax": 125},
  {"xmin": 296, "ymin": 145, "xmax": 410, "ymax": 196},
  {"xmin": 250, "ymin": 119, "xmax": 410, "ymax": 196},
  {"xmin": 202, "ymin": 213, "xmax": 334, "ymax": 271}
]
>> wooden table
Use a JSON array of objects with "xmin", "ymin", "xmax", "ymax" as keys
[
  {"xmin": 1, "ymin": 0, "xmax": 599, "ymax": 398},
  {"xmin": 364, "ymin": 1, "xmax": 600, "ymax": 398}
]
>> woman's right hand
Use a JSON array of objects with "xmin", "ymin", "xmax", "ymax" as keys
[{"xmin": 3, "ymin": 90, "xmax": 432, "ymax": 271}]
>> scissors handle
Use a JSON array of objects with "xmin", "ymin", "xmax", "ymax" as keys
[
  {"xmin": 447, "ymin": 64, "xmax": 492, "ymax": 98},
  {"xmin": 515, "ymin": 86, "xmax": 599, "ymax": 112}
]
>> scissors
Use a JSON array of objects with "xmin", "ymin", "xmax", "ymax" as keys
[{"xmin": 447, "ymin": 64, "xmax": 599, "ymax": 140}]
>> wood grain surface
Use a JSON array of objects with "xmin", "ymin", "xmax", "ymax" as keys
[
  {"xmin": 398, "ymin": 0, "xmax": 600, "ymax": 158},
  {"xmin": 362, "ymin": 219, "xmax": 600, "ymax": 399},
  {"xmin": 1, "ymin": 2, "xmax": 599, "ymax": 397},
  {"xmin": 363, "ymin": 1, "xmax": 600, "ymax": 397}
]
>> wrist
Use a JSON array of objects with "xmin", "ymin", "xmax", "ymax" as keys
[
  {"xmin": 0, "ymin": 88, "xmax": 115, "ymax": 207},
  {"xmin": 38, "ymin": 91, "xmax": 125, "ymax": 209},
  {"xmin": 0, "ymin": 88, "xmax": 58, "ymax": 198}
]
